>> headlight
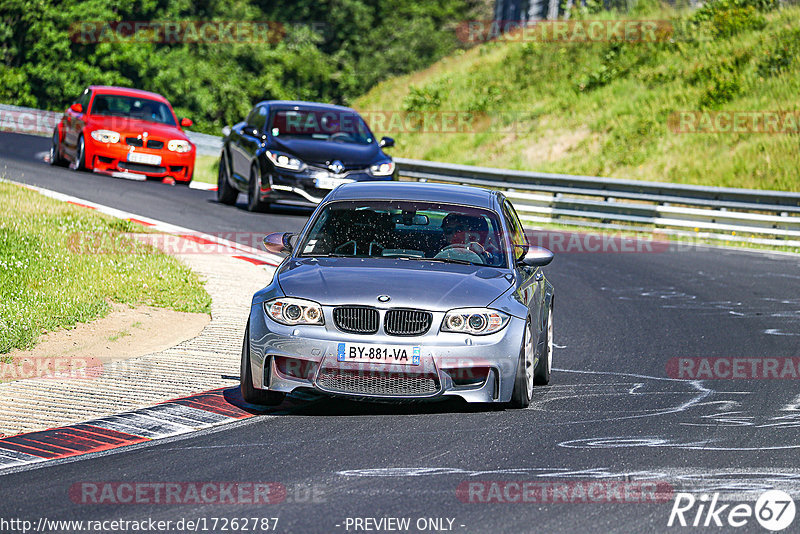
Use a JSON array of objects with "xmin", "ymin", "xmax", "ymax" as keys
[
  {"xmin": 167, "ymin": 139, "xmax": 192, "ymax": 153},
  {"xmin": 264, "ymin": 298, "xmax": 324, "ymax": 326},
  {"xmin": 369, "ymin": 160, "xmax": 395, "ymax": 176},
  {"xmin": 90, "ymin": 130, "xmax": 120, "ymax": 144},
  {"xmin": 441, "ymin": 308, "xmax": 509, "ymax": 335},
  {"xmin": 266, "ymin": 150, "xmax": 306, "ymax": 171}
]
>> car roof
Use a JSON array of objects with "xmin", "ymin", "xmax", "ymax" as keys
[
  {"xmin": 254, "ymin": 100, "xmax": 357, "ymax": 113},
  {"xmin": 88, "ymin": 86, "xmax": 170, "ymax": 103},
  {"xmin": 327, "ymin": 182, "xmax": 501, "ymax": 210}
]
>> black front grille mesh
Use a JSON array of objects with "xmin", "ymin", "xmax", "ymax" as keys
[
  {"xmin": 146, "ymin": 139, "xmax": 164, "ymax": 149},
  {"xmin": 333, "ymin": 307, "xmax": 379, "ymax": 334},
  {"xmin": 118, "ymin": 162, "xmax": 166, "ymax": 174},
  {"xmin": 385, "ymin": 309, "xmax": 432, "ymax": 336},
  {"xmin": 317, "ymin": 368, "xmax": 439, "ymax": 396},
  {"xmin": 125, "ymin": 137, "xmax": 143, "ymax": 147}
]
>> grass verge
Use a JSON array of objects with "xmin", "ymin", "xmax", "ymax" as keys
[
  {"xmin": 0, "ymin": 181, "xmax": 211, "ymax": 354},
  {"xmin": 355, "ymin": 1, "xmax": 800, "ymax": 191},
  {"xmin": 193, "ymin": 154, "xmax": 219, "ymax": 185}
]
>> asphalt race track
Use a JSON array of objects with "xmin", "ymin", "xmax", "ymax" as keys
[{"xmin": 2, "ymin": 131, "xmax": 800, "ymax": 533}]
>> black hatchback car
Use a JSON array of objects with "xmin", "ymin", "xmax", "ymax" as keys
[{"xmin": 217, "ymin": 101, "xmax": 397, "ymax": 211}]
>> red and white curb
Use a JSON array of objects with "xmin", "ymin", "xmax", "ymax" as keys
[
  {"xmin": 0, "ymin": 388, "xmax": 310, "ymax": 470},
  {"xmin": 7, "ymin": 180, "xmax": 282, "ymax": 268}
]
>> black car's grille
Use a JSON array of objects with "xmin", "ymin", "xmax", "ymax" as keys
[
  {"xmin": 118, "ymin": 162, "xmax": 166, "ymax": 174},
  {"xmin": 333, "ymin": 307, "xmax": 379, "ymax": 334},
  {"xmin": 316, "ymin": 368, "xmax": 439, "ymax": 396},
  {"xmin": 125, "ymin": 137, "xmax": 143, "ymax": 147},
  {"xmin": 384, "ymin": 309, "xmax": 432, "ymax": 336},
  {"xmin": 146, "ymin": 139, "xmax": 164, "ymax": 149}
]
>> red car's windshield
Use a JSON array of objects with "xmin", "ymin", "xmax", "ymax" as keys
[{"xmin": 90, "ymin": 94, "xmax": 176, "ymax": 127}]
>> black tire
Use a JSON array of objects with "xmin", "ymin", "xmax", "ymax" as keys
[
  {"xmin": 72, "ymin": 134, "xmax": 86, "ymax": 171},
  {"xmin": 246, "ymin": 163, "xmax": 268, "ymax": 212},
  {"xmin": 534, "ymin": 304, "xmax": 553, "ymax": 386},
  {"xmin": 216, "ymin": 152, "xmax": 238, "ymax": 205},
  {"xmin": 50, "ymin": 130, "xmax": 65, "ymax": 166},
  {"xmin": 240, "ymin": 322, "xmax": 286, "ymax": 406},
  {"xmin": 509, "ymin": 319, "xmax": 534, "ymax": 409}
]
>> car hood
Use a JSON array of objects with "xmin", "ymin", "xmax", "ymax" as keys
[
  {"xmin": 272, "ymin": 138, "xmax": 383, "ymax": 168},
  {"xmin": 88, "ymin": 116, "xmax": 188, "ymax": 141},
  {"xmin": 276, "ymin": 258, "xmax": 513, "ymax": 309}
]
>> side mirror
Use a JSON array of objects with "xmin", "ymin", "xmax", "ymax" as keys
[
  {"xmin": 69, "ymin": 103, "xmax": 83, "ymax": 113},
  {"xmin": 221, "ymin": 125, "xmax": 231, "ymax": 137},
  {"xmin": 520, "ymin": 246, "xmax": 553, "ymax": 267},
  {"xmin": 263, "ymin": 232, "xmax": 295, "ymax": 254},
  {"xmin": 180, "ymin": 117, "xmax": 193, "ymax": 128},
  {"xmin": 379, "ymin": 136, "xmax": 394, "ymax": 148}
]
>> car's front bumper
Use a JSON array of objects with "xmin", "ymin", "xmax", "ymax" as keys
[
  {"xmin": 248, "ymin": 304, "xmax": 525, "ymax": 403},
  {"xmin": 263, "ymin": 168, "xmax": 395, "ymax": 205},
  {"xmin": 86, "ymin": 138, "xmax": 196, "ymax": 182}
]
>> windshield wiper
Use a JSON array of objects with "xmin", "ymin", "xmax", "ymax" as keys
[{"xmin": 401, "ymin": 256, "xmax": 480, "ymax": 266}]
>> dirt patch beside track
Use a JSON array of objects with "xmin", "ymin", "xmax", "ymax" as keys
[{"xmin": 2, "ymin": 303, "xmax": 209, "ymax": 382}]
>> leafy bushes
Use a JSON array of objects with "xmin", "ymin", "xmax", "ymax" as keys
[
  {"xmin": 0, "ymin": 0, "xmax": 489, "ymax": 133},
  {"xmin": 690, "ymin": 0, "xmax": 767, "ymax": 38}
]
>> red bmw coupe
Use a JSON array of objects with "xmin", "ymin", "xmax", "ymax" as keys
[{"xmin": 51, "ymin": 86, "xmax": 196, "ymax": 184}]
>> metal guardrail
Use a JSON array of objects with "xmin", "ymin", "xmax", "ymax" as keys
[{"xmin": 394, "ymin": 157, "xmax": 800, "ymax": 246}]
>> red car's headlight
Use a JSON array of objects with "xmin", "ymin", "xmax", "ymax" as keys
[
  {"xmin": 90, "ymin": 130, "xmax": 120, "ymax": 144},
  {"xmin": 167, "ymin": 140, "xmax": 192, "ymax": 153}
]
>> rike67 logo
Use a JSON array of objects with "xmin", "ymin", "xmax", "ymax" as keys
[{"xmin": 668, "ymin": 490, "xmax": 796, "ymax": 531}]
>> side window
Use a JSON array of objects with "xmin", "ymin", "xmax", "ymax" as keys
[
  {"xmin": 76, "ymin": 88, "xmax": 91, "ymax": 111},
  {"xmin": 246, "ymin": 105, "xmax": 268, "ymax": 131},
  {"xmin": 245, "ymin": 107, "xmax": 259, "ymax": 128},
  {"xmin": 503, "ymin": 199, "xmax": 528, "ymax": 261}
]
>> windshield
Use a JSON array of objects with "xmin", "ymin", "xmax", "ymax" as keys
[
  {"xmin": 297, "ymin": 201, "xmax": 508, "ymax": 268},
  {"xmin": 90, "ymin": 94, "xmax": 177, "ymax": 126},
  {"xmin": 268, "ymin": 109, "xmax": 373, "ymax": 145}
]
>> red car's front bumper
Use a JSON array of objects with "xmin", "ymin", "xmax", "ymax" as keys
[{"xmin": 85, "ymin": 138, "xmax": 196, "ymax": 183}]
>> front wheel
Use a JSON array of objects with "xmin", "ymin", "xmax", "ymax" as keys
[
  {"xmin": 247, "ymin": 163, "xmax": 268, "ymax": 212},
  {"xmin": 216, "ymin": 153, "xmax": 238, "ymax": 205},
  {"xmin": 50, "ymin": 130, "xmax": 65, "ymax": 166},
  {"xmin": 71, "ymin": 135, "xmax": 86, "ymax": 171},
  {"xmin": 534, "ymin": 304, "xmax": 553, "ymax": 386},
  {"xmin": 240, "ymin": 322, "xmax": 286, "ymax": 406},
  {"xmin": 509, "ymin": 319, "xmax": 535, "ymax": 409}
]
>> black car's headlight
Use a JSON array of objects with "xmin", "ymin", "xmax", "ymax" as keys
[
  {"xmin": 441, "ymin": 308, "xmax": 509, "ymax": 335},
  {"xmin": 264, "ymin": 298, "xmax": 324, "ymax": 326},
  {"xmin": 266, "ymin": 150, "xmax": 306, "ymax": 171},
  {"xmin": 369, "ymin": 160, "xmax": 395, "ymax": 176}
]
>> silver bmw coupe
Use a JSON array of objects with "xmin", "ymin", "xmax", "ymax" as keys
[{"xmin": 241, "ymin": 181, "xmax": 555, "ymax": 408}]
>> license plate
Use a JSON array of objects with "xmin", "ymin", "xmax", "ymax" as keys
[
  {"xmin": 127, "ymin": 152, "xmax": 161, "ymax": 165},
  {"xmin": 315, "ymin": 176, "xmax": 353, "ymax": 190},
  {"xmin": 336, "ymin": 343, "xmax": 420, "ymax": 365}
]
